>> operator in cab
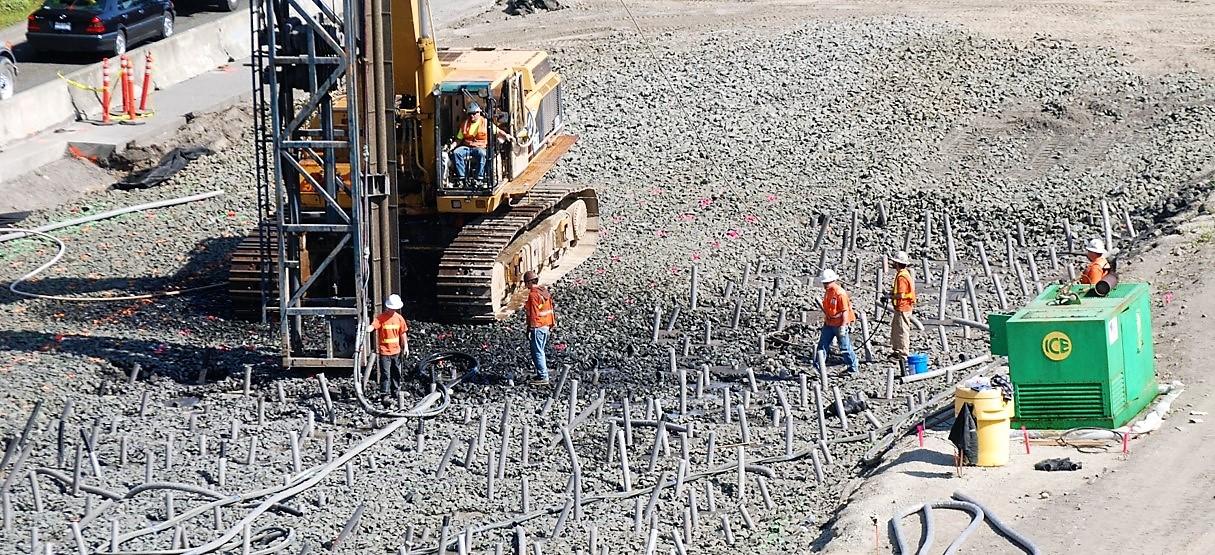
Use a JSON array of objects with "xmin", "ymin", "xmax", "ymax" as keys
[
  {"xmin": 448, "ymin": 103, "xmax": 511, "ymax": 186},
  {"xmin": 1079, "ymin": 238, "xmax": 1110, "ymax": 285}
]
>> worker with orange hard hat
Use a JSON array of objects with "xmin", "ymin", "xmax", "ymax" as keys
[
  {"xmin": 370, "ymin": 294, "xmax": 409, "ymax": 395},
  {"xmin": 816, "ymin": 268, "xmax": 860, "ymax": 376},
  {"xmin": 523, "ymin": 270, "xmax": 556, "ymax": 386}
]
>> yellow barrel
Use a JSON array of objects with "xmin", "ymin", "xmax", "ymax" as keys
[{"xmin": 953, "ymin": 385, "xmax": 1015, "ymax": 467}]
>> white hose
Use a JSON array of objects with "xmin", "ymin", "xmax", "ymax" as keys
[
  {"xmin": 1, "ymin": 227, "xmax": 225, "ymax": 301},
  {"xmin": 181, "ymin": 391, "xmax": 446, "ymax": 555},
  {"xmin": 0, "ymin": 190, "xmax": 225, "ymax": 243},
  {"xmin": 1, "ymin": 190, "xmax": 228, "ymax": 301}
]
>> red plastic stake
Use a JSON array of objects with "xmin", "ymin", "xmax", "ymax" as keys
[
  {"xmin": 1122, "ymin": 431, "xmax": 1130, "ymax": 454},
  {"xmin": 100, "ymin": 58, "xmax": 111, "ymax": 124},
  {"xmin": 917, "ymin": 424, "xmax": 924, "ymax": 447},
  {"xmin": 139, "ymin": 52, "xmax": 153, "ymax": 112},
  {"xmin": 1022, "ymin": 425, "xmax": 1030, "ymax": 454}
]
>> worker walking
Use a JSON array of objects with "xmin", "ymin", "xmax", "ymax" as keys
[
  {"xmin": 523, "ymin": 271, "xmax": 556, "ymax": 386},
  {"xmin": 370, "ymin": 294, "xmax": 409, "ymax": 395},
  {"xmin": 1079, "ymin": 238, "xmax": 1111, "ymax": 285},
  {"xmin": 817, "ymin": 268, "xmax": 860, "ymax": 376},
  {"xmin": 886, "ymin": 250, "xmax": 916, "ymax": 373}
]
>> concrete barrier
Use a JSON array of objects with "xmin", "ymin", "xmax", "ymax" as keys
[
  {"xmin": 0, "ymin": 9, "xmax": 253, "ymax": 147},
  {"xmin": 0, "ymin": 77, "xmax": 76, "ymax": 147}
]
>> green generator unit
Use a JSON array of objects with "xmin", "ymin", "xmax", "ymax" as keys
[{"xmin": 988, "ymin": 282, "xmax": 1157, "ymax": 429}]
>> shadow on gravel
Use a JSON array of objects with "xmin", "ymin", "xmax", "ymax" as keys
[
  {"xmin": 0, "ymin": 330, "xmax": 276, "ymax": 386},
  {"xmin": 0, "ymin": 235, "xmax": 241, "ymax": 308}
]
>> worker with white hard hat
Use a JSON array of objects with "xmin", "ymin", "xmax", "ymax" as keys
[
  {"xmin": 1079, "ymin": 238, "xmax": 1110, "ymax": 285},
  {"xmin": 884, "ymin": 250, "xmax": 917, "ymax": 374},
  {"xmin": 370, "ymin": 293, "xmax": 409, "ymax": 395},
  {"xmin": 817, "ymin": 268, "xmax": 860, "ymax": 376}
]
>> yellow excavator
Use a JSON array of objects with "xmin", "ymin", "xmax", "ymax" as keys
[{"xmin": 230, "ymin": 0, "xmax": 598, "ymax": 365}]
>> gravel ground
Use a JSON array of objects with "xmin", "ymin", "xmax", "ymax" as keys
[{"xmin": 0, "ymin": 13, "xmax": 1213, "ymax": 555}]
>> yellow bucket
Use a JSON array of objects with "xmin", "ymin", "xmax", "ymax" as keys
[{"xmin": 954, "ymin": 385, "xmax": 1015, "ymax": 467}]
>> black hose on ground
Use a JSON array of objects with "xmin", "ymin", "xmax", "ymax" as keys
[
  {"xmin": 890, "ymin": 499, "xmax": 985, "ymax": 555},
  {"xmin": 415, "ymin": 351, "xmax": 480, "ymax": 385},
  {"xmin": 951, "ymin": 491, "xmax": 1040, "ymax": 554}
]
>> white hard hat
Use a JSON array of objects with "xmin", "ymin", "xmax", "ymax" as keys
[
  {"xmin": 818, "ymin": 268, "xmax": 839, "ymax": 284},
  {"xmin": 385, "ymin": 294, "xmax": 403, "ymax": 310},
  {"xmin": 1085, "ymin": 238, "xmax": 1106, "ymax": 255},
  {"xmin": 889, "ymin": 250, "xmax": 911, "ymax": 266}
]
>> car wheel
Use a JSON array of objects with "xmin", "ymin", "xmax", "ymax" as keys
[
  {"xmin": 219, "ymin": 0, "xmax": 238, "ymax": 11},
  {"xmin": 114, "ymin": 31, "xmax": 127, "ymax": 56},
  {"xmin": 0, "ymin": 60, "xmax": 15, "ymax": 101},
  {"xmin": 161, "ymin": 13, "xmax": 174, "ymax": 39}
]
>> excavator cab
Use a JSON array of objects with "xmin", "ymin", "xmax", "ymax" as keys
[
  {"xmin": 436, "ymin": 85, "xmax": 509, "ymax": 193},
  {"xmin": 434, "ymin": 77, "xmax": 537, "ymax": 214}
]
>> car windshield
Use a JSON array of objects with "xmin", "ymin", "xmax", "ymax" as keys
[{"xmin": 40, "ymin": 0, "xmax": 105, "ymax": 11}]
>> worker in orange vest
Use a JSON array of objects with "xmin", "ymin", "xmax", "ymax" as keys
[
  {"xmin": 884, "ymin": 250, "xmax": 916, "ymax": 374},
  {"xmin": 816, "ymin": 268, "xmax": 860, "ymax": 375},
  {"xmin": 523, "ymin": 270, "xmax": 556, "ymax": 386},
  {"xmin": 1079, "ymin": 238, "xmax": 1111, "ymax": 285},
  {"xmin": 448, "ymin": 103, "xmax": 510, "ymax": 186},
  {"xmin": 370, "ymin": 294, "xmax": 409, "ymax": 395}
]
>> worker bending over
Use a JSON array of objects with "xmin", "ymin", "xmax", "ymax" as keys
[
  {"xmin": 1079, "ymin": 238, "xmax": 1110, "ymax": 285},
  {"xmin": 523, "ymin": 271, "xmax": 556, "ymax": 386},
  {"xmin": 371, "ymin": 294, "xmax": 409, "ymax": 395},
  {"xmin": 886, "ymin": 250, "xmax": 916, "ymax": 374},
  {"xmin": 817, "ymin": 268, "xmax": 860, "ymax": 376},
  {"xmin": 448, "ymin": 103, "xmax": 510, "ymax": 185}
]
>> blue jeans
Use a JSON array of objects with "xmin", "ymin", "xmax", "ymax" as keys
[
  {"xmin": 529, "ymin": 327, "xmax": 550, "ymax": 380},
  {"xmin": 817, "ymin": 325, "xmax": 859, "ymax": 374},
  {"xmin": 451, "ymin": 146, "xmax": 486, "ymax": 179}
]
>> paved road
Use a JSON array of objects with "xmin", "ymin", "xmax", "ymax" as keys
[{"xmin": 0, "ymin": 0, "xmax": 246, "ymax": 95}]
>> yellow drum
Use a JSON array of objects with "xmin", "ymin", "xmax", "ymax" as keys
[{"xmin": 954, "ymin": 385, "xmax": 1015, "ymax": 467}]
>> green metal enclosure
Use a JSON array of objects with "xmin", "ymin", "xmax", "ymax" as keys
[{"xmin": 995, "ymin": 282, "xmax": 1157, "ymax": 429}]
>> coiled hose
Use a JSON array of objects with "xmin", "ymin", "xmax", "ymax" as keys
[
  {"xmin": 890, "ymin": 499, "xmax": 985, "ymax": 555},
  {"xmin": 890, "ymin": 491, "xmax": 1039, "ymax": 555},
  {"xmin": 951, "ymin": 491, "xmax": 1040, "ymax": 554}
]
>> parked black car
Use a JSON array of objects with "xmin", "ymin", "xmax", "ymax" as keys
[
  {"xmin": 0, "ymin": 42, "xmax": 16, "ymax": 100},
  {"xmin": 26, "ymin": 0, "xmax": 175, "ymax": 57}
]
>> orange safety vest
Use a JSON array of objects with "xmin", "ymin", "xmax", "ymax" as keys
[
  {"xmin": 457, "ymin": 115, "xmax": 488, "ymax": 148},
  {"xmin": 822, "ymin": 282, "xmax": 856, "ymax": 327},
  {"xmin": 1080, "ymin": 256, "xmax": 1110, "ymax": 285},
  {"xmin": 371, "ymin": 311, "xmax": 409, "ymax": 356},
  {"xmin": 526, "ymin": 286, "xmax": 556, "ymax": 329},
  {"xmin": 892, "ymin": 268, "xmax": 916, "ymax": 313}
]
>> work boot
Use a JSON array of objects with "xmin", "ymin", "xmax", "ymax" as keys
[{"xmin": 529, "ymin": 377, "xmax": 550, "ymax": 386}]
